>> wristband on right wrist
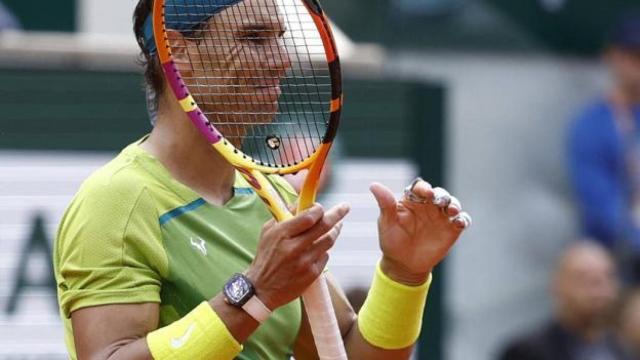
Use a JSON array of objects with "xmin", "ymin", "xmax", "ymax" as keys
[
  {"xmin": 357, "ymin": 261, "xmax": 432, "ymax": 350},
  {"xmin": 146, "ymin": 301, "xmax": 242, "ymax": 359}
]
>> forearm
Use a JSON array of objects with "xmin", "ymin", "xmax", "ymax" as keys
[
  {"xmin": 102, "ymin": 293, "xmax": 258, "ymax": 360},
  {"xmin": 104, "ymin": 339, "xmax": 154, "ymax": 360}
]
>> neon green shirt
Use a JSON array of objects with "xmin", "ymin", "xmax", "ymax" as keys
[{"xmin": 54, "ymin": 139, "xmax": 302, "ymax": 359}]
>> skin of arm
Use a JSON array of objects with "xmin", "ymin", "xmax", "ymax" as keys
[{"xmin": 72, "ymin": 295, "xmax": 258, "ymax": 360}]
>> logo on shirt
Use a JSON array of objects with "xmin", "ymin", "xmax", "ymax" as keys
[
  {"xmin": 190, "ymin": 237, "xmax": 207, "ymax": 256},
  {"xmin": 170, "ymin": 323, "xmax": 196, "ymax": 349}
]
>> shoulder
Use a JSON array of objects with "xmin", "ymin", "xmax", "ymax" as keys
[
  {"xmin": 74, "ymin": 149, "xmax": 158, "ymax": 218},
  {"xmin": 56, "ymin": 146, "xmax": 163, "ymax": 256},
  {"xmin": 55, "ymin": 144, "xmax": 169, "ymax": 280}
]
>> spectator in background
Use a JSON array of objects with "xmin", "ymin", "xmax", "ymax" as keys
[
  {"xmin": 499, "ymin": 242, "xmax": 624, "ymax": 360},
  {"xmin": 0, "ymin": 1, "xmax": 20, "ymax": 30},
  {"xmin": 618, "ymin": 289, "xmax": 640, "ymax": 359},
  {"xmin": 567, "ymin": 13, "xmax": 640, "ymax": 282}
]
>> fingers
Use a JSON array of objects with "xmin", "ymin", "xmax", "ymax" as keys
[
  {"xmin": 289, "ymin": 223, "xmax": 338, "ymax": 285},
  {"xmin": 370, "ymin": 182, "xmax": 398, "ymax": 220},
  {"xmin": 431, "ymin": 187, "xmax": 451, "ymax": 207},
  {"xmin": 411, "ymin": 180, "xmax": 435, "ymax": 203},
  {"xmin": 402, "ymin": 178, "xmax": 472, "ymax": 229},
  {"xmin": 292, "ymin": 203, "xmax": 350, "ymax": 251},
  {"xmin": 307, "ymin": 253, "xmax": 330, "ymax": 282},
  {"xmin": 451, "ymin": 212, "xmax": 472, "ymax": 229},
  {"xmin": 446, "ymin": 196, "xmax": 461, "ymax": 217},
  {"xmin": 430, "ymin": 188, "xmax": 464, "ymax": 218},
  {"xmin": 279, "ymin": 203, "xmax": 325, "ymax": 237},
  {"xmin": 300, "ymin": 221, "xmax": 343, "ymax": 266},
  {"xmin": 292, "ymin": 214, "xmax": 345, "ymax": 283}
]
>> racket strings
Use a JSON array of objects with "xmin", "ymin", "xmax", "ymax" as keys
[
  {"xmin": 166, "ymin": 0, "xmax": 330, "ymax": 168},
  {"xmin": 235, "ymin": 1, "xmax": 282, "ymax": 165}
]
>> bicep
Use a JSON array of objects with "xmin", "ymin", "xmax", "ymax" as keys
[
  {"xmin": 293, "ymin": 273, "xmax": 357, "ymax": 360},
  {"xmin": 72, "ymin": 303, "xmax": 159, "ymax": 360}
]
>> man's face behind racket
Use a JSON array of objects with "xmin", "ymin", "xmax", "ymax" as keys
[
  {"xmin": 162, "ymin": 0, "xmax": 332, "ymax": 169},
  {"xmin": 169, "ymin": 0, "xmax": 291, "ymax": 139}
]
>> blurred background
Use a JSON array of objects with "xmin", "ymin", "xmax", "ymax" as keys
[{"xmin": 1, "ymin": 0, "xmax": 640, "ymax": 359}]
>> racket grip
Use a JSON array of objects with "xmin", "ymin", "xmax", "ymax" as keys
[{"xmin": 302, "ymin": 275, "xmax": 348, "ymax": 360}]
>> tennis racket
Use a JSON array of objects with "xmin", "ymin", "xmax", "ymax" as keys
[{"xmin": 151, "ymin": 0, "xmax": 345, "ymax": 358}]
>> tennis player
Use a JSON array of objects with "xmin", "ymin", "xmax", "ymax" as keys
[{"xmin": 53, "ymin": 0, "xmax": 472, "ymax": 359}]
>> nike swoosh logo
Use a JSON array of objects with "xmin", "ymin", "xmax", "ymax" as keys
[{"xmin": 170, "ymin": 323, "xmax": 196, "ymax": 349}]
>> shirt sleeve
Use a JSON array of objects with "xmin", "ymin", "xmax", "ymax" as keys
[
  {"xmin": 566, "ymin": 107, "xmax": 628, "ymax": 248},
  {"xmin": 55, "ymin": 180, "xmax": 167, "ymax": 318}
]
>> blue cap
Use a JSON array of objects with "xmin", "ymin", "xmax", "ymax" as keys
[
  {"xmin": 609, "ymin": 12, "xmax": 640, "ymax": 50},
  {"xmin": 142, "ymin": 0, "xmax": 244, "ymax": 54}
]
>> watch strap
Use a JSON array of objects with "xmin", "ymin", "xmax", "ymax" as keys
[{"xmin": 242, "ymin": 295, "xmax": 272, "ymax": 324}]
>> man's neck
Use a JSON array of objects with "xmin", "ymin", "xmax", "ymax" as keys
[{"xmin": 141, "ymin": 100, "xmax": 236, "ymax": 206}]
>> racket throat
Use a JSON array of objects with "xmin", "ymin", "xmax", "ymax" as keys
[
  {"xmin": 297, "ymin": 144, "xmax": 332, "ymax": 214},
  {"xmin": 236, "ymin": 167, "xmax": 293, "ymax": 222}
]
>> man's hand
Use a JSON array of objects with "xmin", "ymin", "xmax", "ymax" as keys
[
  {"xmin": 247, "ymin": 203, "xmax": 350, "ymax": 310},
  {"xmin": 370, "ymin": 179, "xmax": 471, "ymax": 285}
]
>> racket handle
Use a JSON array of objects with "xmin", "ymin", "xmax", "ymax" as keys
[{"xmin": 302, "ymin": 275, "xmax": 348, "ymax": 360}]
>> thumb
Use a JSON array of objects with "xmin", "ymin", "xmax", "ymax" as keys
[{"xmin": 370, "ymin": 183, "xmax": 397, "ymax": 222}]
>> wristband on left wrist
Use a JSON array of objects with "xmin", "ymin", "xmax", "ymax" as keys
[{"xmin": 358, "ymin": 261, "xmax": 433, "ymax": 350}]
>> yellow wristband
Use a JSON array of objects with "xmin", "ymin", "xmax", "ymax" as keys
[
  {"xmin": 146, "ymin": 302, "xmax": 243, "ymax": 360},
  {"xmin": 357, "ymin": 262, "xmax": 432, "ymax": 350}
]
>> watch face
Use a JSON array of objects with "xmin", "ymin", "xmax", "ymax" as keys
[{"xmin": 224, "ymin": 274, "xmax": 254, "ymax": 306}]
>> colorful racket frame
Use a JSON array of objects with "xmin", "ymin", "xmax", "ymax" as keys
[
  {"xmin": 152, "ymin": 0, "xmax": 342, "ymax": 221},
  {"xmin": 152, "ymin": 0, "xmax": 345, "ymax": 358}
]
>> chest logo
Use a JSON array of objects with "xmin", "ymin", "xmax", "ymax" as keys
[
  {"xmin": 190, "ymin": 237, "xmax": 207, "ymax": 256},
  {"xmin": 170, "ymin": 323, "xmax": 196, "ymax": 349}
]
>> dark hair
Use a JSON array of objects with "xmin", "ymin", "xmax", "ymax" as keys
[{"xmin": 133, "ymin": 0, "xmax": 165, "ymax": 103}]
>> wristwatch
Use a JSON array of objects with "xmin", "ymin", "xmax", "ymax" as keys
[{"xmin": 223, "ymin": 273, "xmax": 272, "ymax": 323}]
